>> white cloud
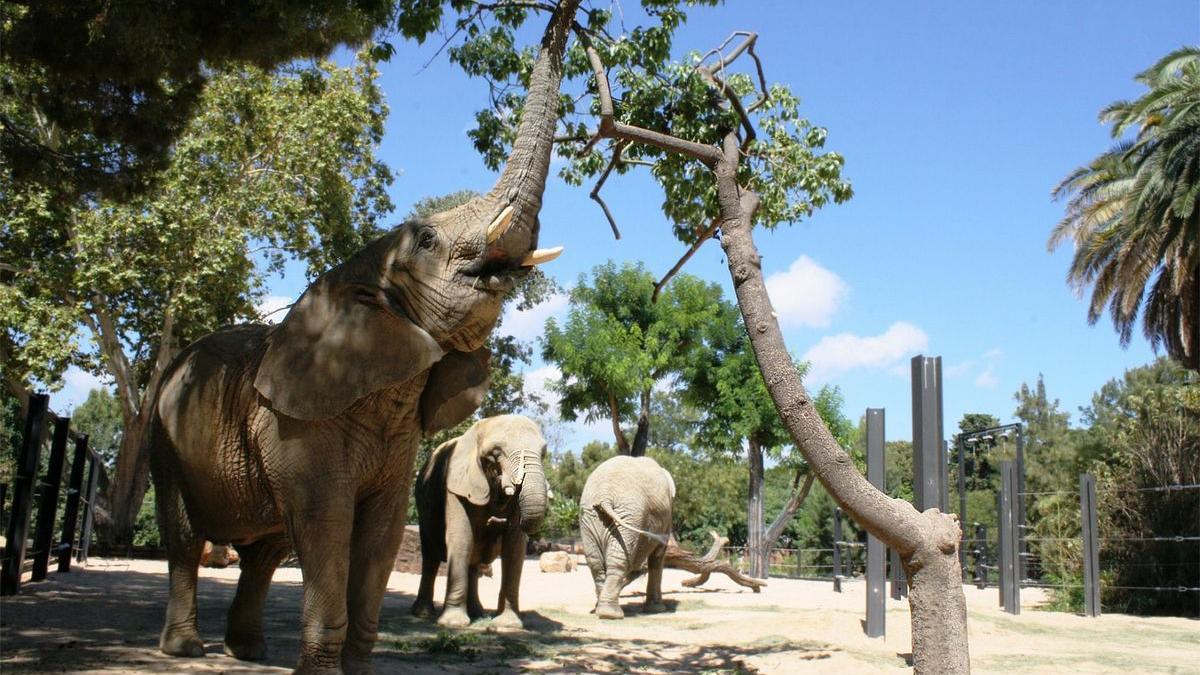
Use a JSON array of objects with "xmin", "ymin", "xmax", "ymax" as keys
[
  {"xmin": 57, "ymin": 366, "xmax": 110, "ymax": 412},
  {"xmin": 499, "ymin": 292, "xmax": 568, "ymax": 342},
  {"xmin": 974, "ymin": 366, "xmax": 999, "ymax": 389},
  {"xmin": 944, "ymin": 360, "xmax": 974, "ymax": 378},
  {"xmin": 256, "ymin": 295, "xmax": 294, "ymax": 324},
  {"xmin": 764, "ymin": 255, "xmax": 848, "ymax": 328},
  {"xmin": 801, "ymin": 321, "xmax": 929, "ymax": 383}
]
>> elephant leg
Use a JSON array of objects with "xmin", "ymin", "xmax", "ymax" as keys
[
  {"xmin": 643, "ymin": 544, "xmax": 667, "ymax": 614},
  {"xmin": 411, "ymin": 554, "xmax": 439, "ymax": 619},
  {"xmin": 224, "ymin": 535, "xmax": 290, "ymax": 660},
  {"xmin": 467, "ymin": 565, "xmax": 485, "ymax": 620},
  {"xmin": 437, "ymin": 496, "xmax": 473, "ymax": 628},
  {"xmin": 596, "ymin": 537, "xmax": 627, "ymax": 620},
  {"xmin": 284, "ymin": 492, "xmax": 355, "ymax": 674},
  {"xmin": 342, "ymin": 488, "xmax": 410, "ymax": 675},
  {"xmin": 155, "ymin": 469, "xmax": 206, "ymax": 657},
  {"xmin": 583, "ymin": 538, "xmax": 605, "ymax": 613},
  {"xmin": 492, "ymin": 527, "xmax": 526, "ymax": 628}
]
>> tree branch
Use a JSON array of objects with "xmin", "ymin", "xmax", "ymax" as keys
[
  {"xmin": 589, "ymin": 139, "xmax": 629, "ymax": 239},
  {"xmin": 652, "ymin": 218, "xmax": 720, "ymax": 302}
]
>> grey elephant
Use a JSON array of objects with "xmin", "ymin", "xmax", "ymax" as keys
[
  {"xmin": 145, "ymin": 3, "xmax": 577, "ymax": 669},
  {"xmin": 410, "ymin": 415, "xmax": 548, "ymax": 628},
  {"xmin": 578, "ymin": 455, "xmax": 676, "ymax": 619}
]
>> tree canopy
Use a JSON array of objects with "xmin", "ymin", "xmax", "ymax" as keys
[{"xmin": 1051, "ymin": 46, "xmax": 1200, "ymax": 371}]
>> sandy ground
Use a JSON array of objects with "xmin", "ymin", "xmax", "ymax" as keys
[{"xmin": 1, "ymin": 557, "xmax": 1197, "ymax": 673}]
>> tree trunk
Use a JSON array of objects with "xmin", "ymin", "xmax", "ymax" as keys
[
  {"xmin": 629, "ymin": 387, "xmax": 651, "ymax": 457},
  {"xmin": 713, "ymin": 133, "xmax": 969, "ymax": 673},
  {"xmin": 608, "ymin": 392, "xmax": 631, "ymax": 454},
  {"xmin": 764, "ymin": 470, "xmax": 816, "ymax": 548},
  {"xmin": 746, "ymin": 436, "xmax": 767, "ymax": 578},
  {"xmin": 664, "ymin": 531, "xmax": 767, "ymax": 592}
]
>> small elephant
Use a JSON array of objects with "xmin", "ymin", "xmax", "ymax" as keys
[
  {"xmin": 411, "ymin": 415, "xmax": 548, "ymax": 629},
  {"xmin": 578, "ymin": 455, "xmax": 675, "ymax": 619}
]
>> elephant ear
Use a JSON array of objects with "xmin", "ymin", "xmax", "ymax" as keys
[
  {"xmin": 254, "ymin": 280, "xmax": 445, "ymax": 420},
  {"xmin": 420, "ymin": 348, "xmax": 491, "ymax": 434},
  {"xmin": 446, "ymin": 425, "xmax": 490, "ymax": 506}
]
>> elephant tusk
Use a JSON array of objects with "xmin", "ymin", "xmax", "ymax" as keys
[
  {"xmin": 519, "ymin": 246, "xmax": 563, "ymax": 267},
  {"xmin": 486, "ymin": 205, "xmax": 515, "ymax": 243}
]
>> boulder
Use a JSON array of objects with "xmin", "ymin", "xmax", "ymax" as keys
[
  {"xmin": 539, "ymin": 550, "xmax": 574, "ymax": 573},
  {"xmin": 200, "ymin": 541, "xmax": 240, "ymax": 568}
]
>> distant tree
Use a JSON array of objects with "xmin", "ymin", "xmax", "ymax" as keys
[
  {"xmin": 542, "ymin": 261, "xmax": 724, "ymax": 456},
  {"xmin": 1, "ymin": 53, "xmax": 393, "ymax": 546},
  {"xmin": 1051, "ymin": 47, "xmax": 1200, "ymax": 371},
  {"xmin": 69, "ymin": 388, "xmax": 123, "ymax": 469}
]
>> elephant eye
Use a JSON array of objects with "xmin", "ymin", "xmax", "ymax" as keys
[{"xmin": 417, "ymin": 229, "xmax": 437, "ymax": 251}]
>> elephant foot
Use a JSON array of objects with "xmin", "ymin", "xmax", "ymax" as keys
[
  {"xmin": 410, "ymin": 599, "xmax": 436, "ymax": 620},
  {"xmin": 341, "ymin": 652, "xmax": 374, "ymax": 675},
  {"xmin": 595, "ymin": 603, "xmax": 624, "ymax": 620},
  {"xmin": 491, "ymin": 609, "xmax": 524, "ymax": 630},
  {"xmin": 642, "ymin": 601, "xmax": 667, "ymax": 614},
  {"xmin": 437, "ymin": 607, "xmax": 472, "ymax": 629},
  {"xmin": 223, "ymin": 631, "xmax": 266, "ymax": 661},
  {"xmin": 159, "ymin": 625, "xmax": 204, "ymax": 658}
]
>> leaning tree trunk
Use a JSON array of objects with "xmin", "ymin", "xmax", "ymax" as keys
[
  {"xmin": 629, "ymin": 387, "xmax": 651, "ymax": 457},
  {"xmin": 713, "ymin": 134, "xmax": 969, "ymax": 673}
]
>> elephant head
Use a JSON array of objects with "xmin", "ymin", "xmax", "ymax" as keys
[
  {"xmin": 447, "ymin": 415, "xmax": 548, "ymax": 534},
  {"xmin": 251, "ymin": 0, "xmax": 578, "ymax": 424}
]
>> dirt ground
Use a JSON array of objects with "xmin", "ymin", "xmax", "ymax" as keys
[{"xmin": 1, "ymin": 557, "xmax": 1197, "ymax": 673}]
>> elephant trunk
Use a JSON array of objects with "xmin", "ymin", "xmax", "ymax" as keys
[
  {"xmin": 516, "ymin": 462, "xmax": 547, "ymax": 535},
  {"xmin": 475, "ymin": 0, "xmax": 580, "ymax": 262}
]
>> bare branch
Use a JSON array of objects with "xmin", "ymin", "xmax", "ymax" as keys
[
  {"xmin": 589, "ymin": 140, "xmax": 629, "ymax": 240},
  {"xmin": 651, "ymin": 217, "xmax": 720, "ymax": 302}
]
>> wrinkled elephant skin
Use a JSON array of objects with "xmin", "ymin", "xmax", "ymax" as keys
[{"xmin": 579, "ymin": 456, "xmax": 676, "ymax": 619}]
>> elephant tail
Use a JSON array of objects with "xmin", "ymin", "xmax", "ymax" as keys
[{"xmin": 594, "ymin": 501, "xmax": 670, "ymax": 546}]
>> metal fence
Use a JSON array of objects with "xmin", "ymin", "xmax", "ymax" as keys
[{"xmin": 2, "ymin": 393, "xmax": 104, "ymax": 595}]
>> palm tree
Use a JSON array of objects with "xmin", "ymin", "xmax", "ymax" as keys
[{"xmin": 1051, "ymin": 46, "xmax": 1200, "ymax": 371}]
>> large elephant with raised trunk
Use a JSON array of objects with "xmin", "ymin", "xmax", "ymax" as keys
[
  {"xmin": 579, "ymin": 455, "xmax": 676, "ymax": 620},
  {"xmin": 410, "ymin": 415, "xmax": 548, "ymax": 629},
  {"xmin": 147, "ymin": 2, "xmax": 578, "ymax": 672}
]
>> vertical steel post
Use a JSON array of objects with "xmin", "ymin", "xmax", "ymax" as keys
[
  {"xmin": 58, "ymin": 435, "xmax": 90, "ymax": 573},
  {"xmin": 999, "ymin": 461, "xmax": 1020, "ymax": 614},
  {"xmin": 889, "ymin": 548, "xmax": 907, "ymax": 599},
  {"xmin": 957, "ymin": 437, "xmax": 968, "ymax": 578},
  {"xmin": 31, "ymin": 416, "xmax": 70, "ymax": 582},
  {"xmin": 76, "ymin": 459, "xmax": 100, "ymax": 564},
  {"xmin": 832, "ymin": 507, "xmax": 843, "ymax": 592},
  {"xmin": 911, "ymin": 355, "xmax": 944, "ymax": 512},
  {"xmin": 1015, "ymin": 425, "xmax": 1027, "ymax": 583},
  {"xmin": 865, "ymin": 408, "xmax": 886, "ymax": 638},
  {"xmin": 940, "ymin": 440, "xmax": 950, "ymax": 512},
  {"xmin": 2, "ymin": 393, "xmax": 50, "ymax": 595},
  {"xmin": 996, "ymin": 490, "xmax": 1004, "ymax": 606},
  {"xmin": 974, "ymin": 523, "xmax": 988, "ymax": 589},
  {"xmin": 1080, "ymin": 473, "xmax": 1101, "ymax": 617}
]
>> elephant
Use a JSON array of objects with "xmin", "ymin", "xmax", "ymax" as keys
[
  {"xmin": 578, "ymin": 455, "xmax": 676, "ymax": 619},
  {"xmin": 410, "ymin": 415, "xmax": 548, "ymax": 629},
  {"xmin": 144, "ymin": 7, "xmax": 581, "ymax": 672}
]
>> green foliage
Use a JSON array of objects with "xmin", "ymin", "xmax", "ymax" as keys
[
  {"xmin": 2, "ymin": 51, "xmax": 393, "ymax": 394},
  {"xmin": 69, "ymin": 388, "xmax": 123, "ymax": 468},
  {"xmin": 1050, "ymin": 47, "xmax": 1200, "ymax": 370},
  {"xmin": 541, "ymin": 261, "xmax": 724, "ymax": 449},
  {"xmin": 541, "ymin": 493, "xmax": 581, "ymax": 540},
  {"xmin": 132, "ymin": 486, "xmax": 160, "ymax": 548},
  {"xmin": 649, "ymin": 445, "xmax": 746, "ymax": 549},
  {"xmin": 1, "ymin": 0, "xmax": 398, "ymax": 198}
]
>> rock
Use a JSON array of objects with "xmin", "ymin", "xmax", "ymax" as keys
[
  {"xmin": 200, "ymin": 541, "xmax": 239, "ymax": 568},
  {"xmin": 539, "ymin": 550, "xmax": 574, "ymax": 573}
]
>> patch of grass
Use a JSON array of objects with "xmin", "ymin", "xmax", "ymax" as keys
[{"xmin": 420, "ymin": 630, "xmax": 481, "ymax": 658}]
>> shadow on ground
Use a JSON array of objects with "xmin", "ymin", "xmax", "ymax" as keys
[{"xmin": 1, "ymin": 565, "xmax": 835, "ymax": 673}]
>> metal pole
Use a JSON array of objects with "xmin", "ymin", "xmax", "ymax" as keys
[
  {"xmin": 1080, "ymin": 473, "xmax": 1101, "ymax": 617},
  {"xmin": 889, "ymin": 548, "xmax": 907, "ymax": 599},
  {"xmin": 996, "ymin": 490, "xmax": 1004, "ymax": 607},
  {"xmin": 973, "ymin": 523, "xmax": 987, "ymax": 589},
  {"xmin": 76, "ymin": 459, "xmax": 100, "ymax": 564},
  {"xmin": 999, "ymin": 460, "xmax": 1020, "ymax": 615},
  {"xmin": 2, "ymin": 393, "xmax": 50, "ymax": 595},
  {"xmin": 864, "ymin": 408, "xmax": 886, "ymax": 638},
  {"xmin": 1015, "ymin": 424, "xmax": 1027, "ymax": 583},
  {"xmin": 31, "ymin": 416, "xmax": 70, "ymax": 582},
  {"xmin": 58, "ymin": 435, "xmax": 90, "ymax": 573},
  {"xmin": 832, "ymin": 507, "xmax": 843, "ymax": 592},
  {"xmin": 957, "ymin": 437, "xmax": 968, "ymax": 578},
  {"xmin": 911, "ymin": 355, "xmax": 944, "ymax": 512}
]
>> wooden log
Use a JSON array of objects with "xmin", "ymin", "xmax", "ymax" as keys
[{"xmin": 664, "ymin": 530, "xmax": 767, "ymax": 592}]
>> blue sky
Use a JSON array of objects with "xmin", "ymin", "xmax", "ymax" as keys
[{"xmin": 58, "ymin": 2, "xmax": 1199, "ymax": 452}]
